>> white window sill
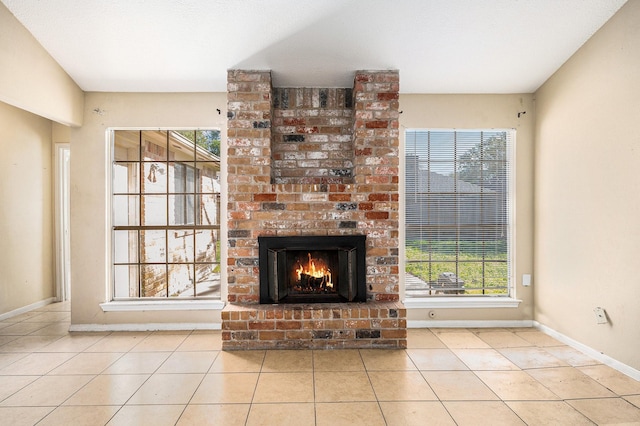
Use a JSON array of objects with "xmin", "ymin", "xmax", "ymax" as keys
[
  {"xmin": 403, "ymin": 297, "xmax": 521, "ymax": 309},
  {"xmin": 100, "ymin": 300, "xmax": 225, "ymax": 312}
]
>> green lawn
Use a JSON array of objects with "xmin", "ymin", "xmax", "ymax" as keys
[{"xmin": 406, "ymin": 240, "xmax": 508, "ymax": 295}]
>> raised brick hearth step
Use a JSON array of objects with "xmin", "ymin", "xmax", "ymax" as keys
[{"xmin": 221, "ymin": 301, "xmax": 406, "ymax": 350}]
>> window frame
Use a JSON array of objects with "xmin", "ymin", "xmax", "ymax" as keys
[
  {"xmin": 105, "ymin": 128, "xmax": 223, "ymax": 305},
  {"xmin": 402, "ymin": 128, "xmax": 520, "ymax": 308}
]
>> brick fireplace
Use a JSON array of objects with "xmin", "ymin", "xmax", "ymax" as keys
[{"xmin": 222, "ymin": 69, "xmax": 406, "ymax": 350}]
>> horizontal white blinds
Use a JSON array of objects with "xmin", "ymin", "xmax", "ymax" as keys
[{"xmin": 405, "ymin": 130, "xmax": 513, "ymax": 296}]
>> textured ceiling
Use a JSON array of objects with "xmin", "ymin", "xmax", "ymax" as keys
[{"xmin": 1, "ymin": 0, "xmax": 628, "ymax": 93}]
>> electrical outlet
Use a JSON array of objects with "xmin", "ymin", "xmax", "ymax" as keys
[{"xmin": 594, "ymin": 307, "xmax": 608, "ymax": 324}]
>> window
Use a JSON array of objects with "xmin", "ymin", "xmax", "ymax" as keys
[
  {"xmin": 404, "ymin": 129, "xmax": 513, "ymax": 297},
  {"xmin": 111, "ymin": 130, "xmax": 221, "ymax": 299}
]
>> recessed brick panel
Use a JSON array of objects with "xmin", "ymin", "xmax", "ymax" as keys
[{"xmin": 272, "ymin": 87, "xmax": 354, "ymax": 185}]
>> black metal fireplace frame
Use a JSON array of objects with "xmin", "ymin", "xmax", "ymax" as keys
[{"xmin": 258, "ymin": 235, "xmax": 367, "ymax": 304}]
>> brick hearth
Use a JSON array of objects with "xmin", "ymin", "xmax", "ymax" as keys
[{"xmin": 224, "ymin": 69, "xmax": 405, "ymax": 350}]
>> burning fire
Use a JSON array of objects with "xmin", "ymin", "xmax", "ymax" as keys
[{"xmin": 295, "ymin": 253, "xmax": 333, "ymax": 289}]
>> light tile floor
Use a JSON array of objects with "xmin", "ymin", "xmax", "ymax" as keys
[{"xmin": 1, "ymin": 302, "xmax": 640, "ymax": 425}]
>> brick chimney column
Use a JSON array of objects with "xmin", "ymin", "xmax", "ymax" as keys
[
  {"xmin": 226, "ymin": 70, "xmax": 273, "ymax": 304},
  {"xmin": 352, "ymin": 70, "xmax": 400, "ymax": 301}
]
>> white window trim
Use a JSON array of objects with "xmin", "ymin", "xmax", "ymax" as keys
[
  {"xmin": 400, "ymin": 128, "xmax": 518, "ymax": 306},
  {"xmin": 403, "ymin": 297, "xmax": 521, "ymax": 309},
  {"xmin": 54, "ymin": 144, "xmax": 71, "ymax": 303},
  {"xmin": 100, "ymin": 299, "xmax": 225, "ymax": 312}
]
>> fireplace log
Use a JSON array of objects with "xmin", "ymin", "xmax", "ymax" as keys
[{"xmin": 299, "ymin": 273, "xmax": 325, "ymax": 290}]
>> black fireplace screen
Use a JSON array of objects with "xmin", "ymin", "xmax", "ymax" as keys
[{"xmin": 258, "ymin": 235, "xmax": 366, "ymax": 304}]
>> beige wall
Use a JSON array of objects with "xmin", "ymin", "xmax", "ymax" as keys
[
  {"xmin": 399, "ymin": 94, "xmax": 536, "ymax": 323},
  {"xmin": 0, "ymin": 2, "xmax": 83, "ymax": 126},
  {"xmin": 70, "ymin": 92, "xmax": 227, "ymax": 326},
  {"xmin": 534, "ymin": 0, "xmax": 640, "ymax": 370},
  {"xmin": 71, "ymin": 92, "xmax": 536, "ymax": 326},
  {"xmin": 0, "ymin": 101, "xmax": 55, "ymax": 315}
]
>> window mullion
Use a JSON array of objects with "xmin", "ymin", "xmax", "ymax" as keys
[
  {"xmin": 427, "ymin": 131, "xmax": 432, "ymax": 292},
  {"xmin": 138, "ymin": 130, "xmax": 143, "ymax": 298},
  {"xmin": 166, "ymin": 131, "xmax": 170, "ymax": 298},
  {"xmin": 193, "ymin": 132, "xmax": 197, "ymax": 297},
  {"xmin": 454, "ymin": 131, "xmax": 460, "ymax": 287},
  {"xmin": 480, "ymin": 131, "xmax": 485, "ymax": 294}
]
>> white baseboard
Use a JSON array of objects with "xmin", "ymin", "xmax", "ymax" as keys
[
  {"xmin": 534, "ymin": 321, "xmax": 640, "ymax": 382},
  {"xmin": 69, "ymin": 322, "xmax": 222, "ymax": 332},
  {"xmin": 408, "ymin": 320, "xmax": 534, "ymax": 328},
  {"xmin": 0, "ymin": 297, "xmax": 56, "ymax": 321}
]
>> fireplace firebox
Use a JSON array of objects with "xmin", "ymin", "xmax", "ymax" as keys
[{"xmin": 258, "ymin": 235, "xmax": 367, "ymax": 304}]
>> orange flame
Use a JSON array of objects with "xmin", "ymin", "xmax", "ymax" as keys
[{"xmin": 296, "ymin": 253, "xmax": 333, "ymax": 288}]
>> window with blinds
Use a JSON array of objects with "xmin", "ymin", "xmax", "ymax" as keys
[{"xmin": 404, "ymin": 129, "xmax": 514, "ymax": 297}]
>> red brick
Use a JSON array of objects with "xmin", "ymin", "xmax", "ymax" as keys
[
  {"xmin": 329, "ymin": 194, "xmax": 351, "ymax": 202},
  {"xmin": 254, "ymin": 193, "xmax": 277, "ymax": 202},
  {"xmin": 248, "ymin": 321, "xmax": 275, "ymax": 330},
  {"xmin": 375, "ymin": 319, "xmax": 399, "ymax": 328},
  {"xmin": 323, "ymin": 320, "xmax": 345, "ymax": 329},
  {"xmin": 276, "ymin": 321, "xmax": 302, "ymax": 330},
  {"xmin": 345, "ymin": 320, "xmax": 371, "ymax": 329},
  {"xmin": 355, "ymin": 147, "xmax": 373, "ymax": 156},
  {"xmin": 365, "ymin": 211, "xmax": 389, "ymax": 220},
  {"xmin": 285, "ymin": 330, "xmax": 313, "ymax": 340},
  {"xmin": 355, "ymin": 74, "xmax": 372, "ymax": 82},
  {"xmin": 377, "ymin": 93, "xmax": 399, "ymax": 101},
  {"xmin": 366, "ymin": 175, "xmax": 391, "ymax": 184},
  {"xmin": 223, "ymin": 321, "xmax": 248, "ymax": 331},
  {"xmin": 303, "ymin": 320, "xmax": 324, "ymax": 330},
  {"xmin": 237, "ymin": 295, "xmax": 259, "ymax": 304},
  {"xmin": 375, "ymin": 294, "xmax": 400, "ymax": 302},
  {"xmin": 365, "ymin": 121, "xmax": 388, "ymax": 129},
  {"xmin": 368, "ymin": 193, "xmax": 390, "ymax": 201},
  {"xmin": 283, "ymin": 118, "xmax": 306, "ymax": 126},
  {"xmin": 296, "ymin": 126, "xmax": 319, "ymax": 134},
  {"xmin": 259, "ymin": 331, "xmax": 285, "ymax": 340}
]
